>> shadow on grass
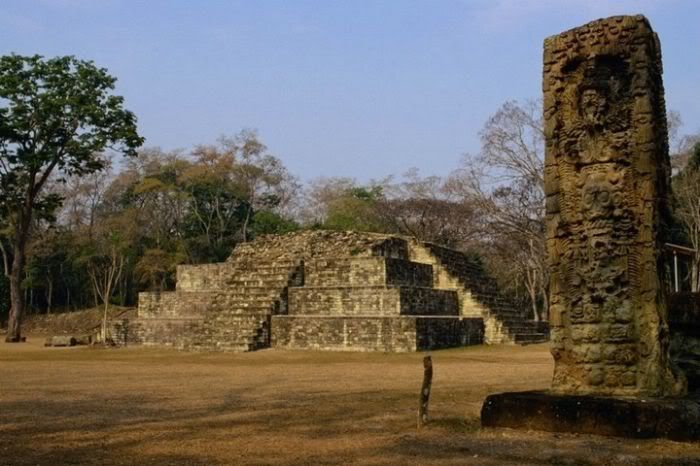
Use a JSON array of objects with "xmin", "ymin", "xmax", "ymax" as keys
[{"xmin": 2, "ymin": 387, "xmax": 700, "ymax": 466}]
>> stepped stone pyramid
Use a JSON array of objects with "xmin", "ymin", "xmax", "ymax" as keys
[{"xmin": 129, "ymin": 231, "xmax": 548, "ymax": 351}]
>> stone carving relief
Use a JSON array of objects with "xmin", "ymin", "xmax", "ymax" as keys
[{"xmin": 543, "ymin": 16, "xmax": 685, "ymax": 396}]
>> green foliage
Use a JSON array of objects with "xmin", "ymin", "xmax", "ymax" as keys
[
  {"xmin": 180, "ymin": 171, "xmax": 248, "ymax": 262},
  {"xmin": 0, "ymin": 54, "xmax": 142, "ymax": 330},
  {"xmin": 250, "ymin": 210, "xmax": 299, "ymax": 236},
  {"xmin": 0, "ymin": 274, "xmax": 9, "ymax": 322},
  {"xmin": 324, "ymin": 185, "xmax": 386, "ymax": 232},
  {"xmin": 689, "ymin": 142, "xmax": 700, "ymax": 172},
  {"xmin": 0, "ymin": 54, "xmax": 143, "ymax": 221},
  {"xmin": 134, "ymin": 248, "xmax": 181, "ymax": 291}
]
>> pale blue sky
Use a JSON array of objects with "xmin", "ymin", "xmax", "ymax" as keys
[{"xmin": 2, "ymin": 0, "xmax": 699, "ymax": 181}]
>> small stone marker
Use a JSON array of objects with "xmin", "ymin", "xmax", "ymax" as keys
[
  {"xmin": 418, "ymin": 355, "xmax": 433, "ymax": 428},
  {"xmin": 44, "ymin": 336, "xmax": 77, "ymax": 347}
]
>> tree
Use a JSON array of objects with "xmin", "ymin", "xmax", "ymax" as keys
[
  {"xmin": 250, "ymin": 210, "xmax": 299, "ymax": 236},
  {"xmin": 453, "ymin": 100, "xmax": 548, "ymax": 321},
  {"xmin": 134, "ymin": 248, "xmax": 179, "ymax": 292},
  {"xmin": 673, "ymin": 142, "xmax": 700, "ymax": 291},
  {"xmin": 78, "ymin": 212, "xmax": 136, "ymax": 341},
  {"xmin": 667, "ymin": 111, "xmax": 700, "ymax": 174},
  {"xmin": 324, "ymin": 185, "xmax": 386, "ymax": 232},
  {"xmin": 299, "ymin": 177, "xmax": 387, "ymax": 232},
  {"xmin": 378, "ymin": 170, "xmax": 481, "ymax": 249},
  {"xmin": 229, "ymin": 131, "xmax": 299, "ymax": 242},
  {"xmin": 182, "ymin": 144, "xmax": 247, "ymax": 261},
  {"xmin": 0, "ymin": 55, "xmax": 142, "ymax": 342}
]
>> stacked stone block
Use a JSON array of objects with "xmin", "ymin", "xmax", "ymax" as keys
[
  {"xmin": 408, "ymin": 240, "xmax": 549, "ymax": 344},
  {"xmin": 272, "ymin": 254, "xmax": 482, "ymax": 351},
  {"xmin": 131, "ymin": 230, "xmax": 544, "ymax": 352}
]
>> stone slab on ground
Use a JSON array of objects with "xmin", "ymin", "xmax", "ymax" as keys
[
  {"xmin": 481, "ymin": 390, "xmax": 700, "ymax": 441},
  {"xmin": 43, "ymin": 335, "xmax": 92, "ymax": 347},
  {"xmin": 44, "ymin": 335, "xmax": 77, "ymax": 347}
]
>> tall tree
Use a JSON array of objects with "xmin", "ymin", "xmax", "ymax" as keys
[
  {"xmin": 378, "ymin": 170, "xmax": 481, "ymax": 249},
  {"xmin": 453, "ymin": 100, "xmax": 547, "ymax": 320},
  {"xmin": 229, "ymin": 131, "xmax": 299, "ymax": 242},
  {"xmin": 0, "ymin": 55, "xmax": 142, "ymax": 342},
  {"xmin": 673, "ymin": 142, "xmax": 700, "ymax": 291},
  {"xmin": 79, "ymin": 212, "xmax": 136, "ymax": 341}
]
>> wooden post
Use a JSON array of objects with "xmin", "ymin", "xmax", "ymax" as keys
[
  {"xmin": 418, "ymin": 355, "xmax": 433, "ymax": 428},
  {"xmin": 674, "ymin": 250, "xmax": 679, "ymax": 293}
]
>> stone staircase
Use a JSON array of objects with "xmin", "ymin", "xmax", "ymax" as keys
[
  {"xmin": 134, "ymin": 230, "xmax": 547, "ymax": 352},
  {"xmin": 408, "ymin": 240, "xmax": 548, "ymax": 344},
  {"xmin": 199, "ymin": 260, "xmax": 303, "ymax": 351}
]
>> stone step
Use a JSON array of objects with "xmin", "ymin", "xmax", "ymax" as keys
[
  {"xmin": 230, "ymin": 271, "xmax": 294, "ymax": 281},
  {"xmin": 489, "ymin": 310, "xmax": 526, "ymax": 318},
  {"xmin": 224, "ymin": 285, "xmax": 282, "ymax": 292},
  {"xmin": 219, "ymin": 290, "xmax": 280, "ymax": 299},
  {"xmin": 218, "ymin": 293, "xmax": 278, "ymax": 302},
  {"xmin": 472, "ymin": 295, "xmax": 514, "ymax": 306},
  {"xmin": 228, "ymin": 278, "xmax": 291, "ymax": 287},
  {"xmin": 209, "ymin": 312, "xmax": 271, "ymax": 321},
  {"xmin": 230, "ymin": 260, "xmax": 300, "ymax": 271},
  {"xmin": 219, "ymin": 307, "xmax": 275, "ymax": 315},
  {"xmin": 499, "ymin": 324, "xmax": 545, "ymax": 333},
  {"xmin": 513, "ymin": 333, "xmax": 549, "ymax": 344},
  {"xmin": 215, "ymin": 299, "xmax": 277, "ymax": 309}
]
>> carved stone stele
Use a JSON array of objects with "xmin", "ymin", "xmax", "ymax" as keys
[{"xmin": 543, "ymin": 15, "xmax": 686, "ymax": 397}]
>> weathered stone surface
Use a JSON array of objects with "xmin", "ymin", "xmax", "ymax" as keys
[
  {"xmin": 271, "ymin": 316, "xmax": 483, "ymax": 352},
  {"xmin": 44, "ymin": 335, "xmax": 77, "ymax": 347},
  {"xmin": 176, "ymin": 264, "xmax": 227, "ymax": 291},
  {"xmin": 480, "ymin": 15, "xmax": 697, "ymax": 442},
  {"xmin": 287, "ymin": 286, "xmax": 459, "ymax": 317},
  {"xmin": 481, "ymin": 391, "xmax": 700, "ymax": 441},
  {"xmin": 304, "ymin": 257, "xmax": 433, "ymax": 288},
  {"xmin": 543, "ymin": 15, "xmax": 685, "ymax": 397},
  {"xmin": 409, "ymin": 241, "xmax": 549, "ymax": 343},
  {"xmin": 123, "ymin": 230, "xmax": 543, "ymax": 351}
]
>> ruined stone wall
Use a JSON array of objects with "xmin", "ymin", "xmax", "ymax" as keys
[
  {"xmin": 132, "ymin": 230, "xmax": 544, "ymax": 352},
  {"xmin": 132, "ymin": 291, "xmax": 215, "ymax": 348},
  {"xmin": 227, "ymin": 230, "xmax": 409, "ymax": 263},
  {"xmin": 544, "ymin": 16, "xmax": 685, "ymax": 396},
  {"xmin": 304, "ymin": 257, "xmax": 433, "ymax": 287},
  {"xmin": 176, "ymin": 264, "xmax": 230, "ymax": 291},
  {"xmin": 271, "ymin": 316, "xmax": 483, "ymax": 352},
  {"xmin": 408, "ymin": 240, "xmax": 547, "ymax": 344},
  {"xmin": 138, "ymin": 291, "xmax": 214, "ymax": 319},
  {"xmin": 288, "ymin": 286, "xmax": 459, "ymax": 316}
]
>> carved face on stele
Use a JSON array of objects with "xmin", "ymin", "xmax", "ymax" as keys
[
  {"xmin": 581, "ymin": 88, "xmax": 607, "ymax": 127},
  {"xmin": 581, "ymin": 174, "xmax": 623, "ymax": 220}
]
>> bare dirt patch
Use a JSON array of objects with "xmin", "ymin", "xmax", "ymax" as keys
[
  {"xmin": 1, "ymin": 339, "xmax": 699, "ymax": 465},
  {"xmin": 20, "ymin": 306, "xmax": 136, "ymax": 336}
]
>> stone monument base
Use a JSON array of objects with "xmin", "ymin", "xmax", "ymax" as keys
[{"xmin": 480, "ymin": 391, "xmax": 700, "ymax": 441}]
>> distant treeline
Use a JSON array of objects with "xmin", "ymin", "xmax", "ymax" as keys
[{"xmin": 2, "ymin": 105, "xmax": 699, "ymax": 324}]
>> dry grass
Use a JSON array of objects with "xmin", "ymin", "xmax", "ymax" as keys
[
  {"xmin": 21, "ymin": 306, "xmax": 136, "ymax": 335},
  {"xmin": 1, "ymin": 339, "xmax": 699, "ymax": 465}
]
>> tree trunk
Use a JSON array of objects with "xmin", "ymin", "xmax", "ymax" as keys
[
  {"xmin": 526, "ymin": 267, "xmax": 540, "ymax": 322},
  {"xmin": 540, "ymin": 283, "xmax": 550, "ymax": 322},
  {"xmin": 242, "ymin": 206, "xmax": 252, "ymax": 242},
  {"xmin": 46, "ymin": 277, "xmax": 53, "ymax": 314},
  {"xmin": 417, "ymin": 355, "xmax": 433, "ymax": 428},
  {"xmin": 5, "ymin": 226, "xmax": 28, "ymax": 342}
]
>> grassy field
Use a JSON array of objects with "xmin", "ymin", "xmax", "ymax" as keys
[{"xmin": 1, "ymin": 338, "xmax": 699, "ymax": 465}]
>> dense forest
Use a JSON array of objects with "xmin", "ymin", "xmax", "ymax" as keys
[{"xmin": 1, "ymin": 56, "xmax": 699, "ymax": 331}]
